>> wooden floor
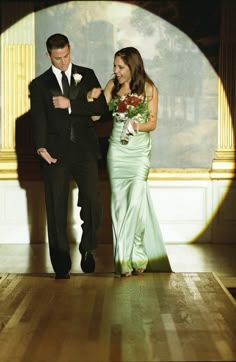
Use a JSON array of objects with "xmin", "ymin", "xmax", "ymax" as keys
[
  {"xmin": 0, "ymin": 272, "xmax": 235, "ymax": 362},
  {"xmin": 0, "ymin": 243, "xmax": 236, "ymax": 284},
  {"xmin": 0, "ymin": 243, "xmax": 236, "ymax": 362}
]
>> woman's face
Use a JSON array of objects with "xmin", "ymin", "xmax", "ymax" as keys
[{"xmin": 113, "ymin": 56, "xmax": 131, "ymax": 84}]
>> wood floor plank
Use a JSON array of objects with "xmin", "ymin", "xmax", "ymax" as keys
[{"xmin": 0, "ymin": 272, "xmax": 235, "ymax": 362}]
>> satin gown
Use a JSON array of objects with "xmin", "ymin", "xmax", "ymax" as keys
[{"xmin": 107, "ymin": 97, "xmax": 172, "ymax": 275}]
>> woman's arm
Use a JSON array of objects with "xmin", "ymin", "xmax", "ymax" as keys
[{"xmin": 132, "ymin": 82, "xmax": 158, "ymax": 133}]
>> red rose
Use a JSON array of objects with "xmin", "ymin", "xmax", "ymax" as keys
[
  {"xmin": 117, "ymin": 99, "xmax": 128, "ymax": 112},
  {"xmin": 129, "ymin": 96, "xmax": 142, "ymax": 106},
  {"xmin": 116, "ymin": 94, "xmax": 142, "ymax": 113}
]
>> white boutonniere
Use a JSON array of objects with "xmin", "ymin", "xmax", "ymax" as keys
[{"xmin": 73, "ymin": 73, "xmax": 83, "ymax": 85}]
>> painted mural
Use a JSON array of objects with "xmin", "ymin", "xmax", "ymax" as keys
[{"xmin": 20, "ymin": 1, "xmax": 220, "ymax": 168}]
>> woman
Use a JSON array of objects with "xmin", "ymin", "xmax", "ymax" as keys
[{"xmin": 94, "ymin": 47, "xmax": 171, "ymax": 277}]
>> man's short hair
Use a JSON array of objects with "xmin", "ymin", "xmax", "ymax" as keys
[{"xmin": 46, "ymin": 33, "xmax": 70, "ymax": 54}]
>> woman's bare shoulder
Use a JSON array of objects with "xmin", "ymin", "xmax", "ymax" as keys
[
  {"xmin": 104, "ymin": 79, "xmax": 115, "ymax": 103},
  {"xmin": 145, "ymin": 81, "xmax": 158, "ymax": 99},
  {"xmin": 105, "ymin": 79, "xmax": 115, "ymax": 90}
]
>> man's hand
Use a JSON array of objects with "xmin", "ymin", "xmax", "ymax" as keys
[
  {"xmin": 53, "ymin": 96, "xmax": 70, "ymax": 109},
  {"xmin": 37, "ymin": 148, "xmax": 57, "ymax": 164}
]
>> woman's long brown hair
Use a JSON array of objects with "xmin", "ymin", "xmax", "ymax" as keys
[{"xmin": 111, "ymin": 47, "xmax": 155, "ymax": 99}]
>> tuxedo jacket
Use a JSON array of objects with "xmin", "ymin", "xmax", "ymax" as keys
[{"xmin": 30, "ymin": 64, "xmax": 108, "ymax": 164}]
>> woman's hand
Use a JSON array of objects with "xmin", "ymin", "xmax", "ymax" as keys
[
  {"xmin": 131, "ymin": 120, "xmax": 139, "ymax": 133},
  {"xmin": 87, "ymin": 87, "xmax": 103, "ymax": 102},
  {"xmin": 91, "ymin": 116, "xmax": 101, "ymax": 122}
]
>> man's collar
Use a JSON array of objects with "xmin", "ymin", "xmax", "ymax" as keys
[{"xmin": 52, "ymin": 63, "xmax": 72, "ymax": 76}]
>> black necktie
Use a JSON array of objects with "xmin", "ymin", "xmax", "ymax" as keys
[
  {"xmin": 61, "ymin": 71, "xmax": 74, "ymax": 140},
  {"xmin": 61, "ymin": 71, "xmax": 69, "ymax": 97}
]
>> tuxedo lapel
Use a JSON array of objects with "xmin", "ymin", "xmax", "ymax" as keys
[
  {"xmin": 44, "ymin": 69, "xmax": 63, "ymax": 96},
  {"xmin": 43, "ymin": 66, "xmax": 84, "ymax": 98},
  {"xmin": 69, "ymin": 65, "xmax": 84, "ymax": 99}
]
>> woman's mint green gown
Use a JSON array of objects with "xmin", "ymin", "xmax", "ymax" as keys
[{"xmin": 107, "ymin": 97, "xmax": 172, "ymax": 275}]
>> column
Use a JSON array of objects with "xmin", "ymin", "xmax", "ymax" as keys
[
  {"xmin": 0, "ymin": 1, "xmax": 35, "ymax": 178},
  {"xmin": 211, "ymin": 0, "xmax": 236, "ymax": 176}
]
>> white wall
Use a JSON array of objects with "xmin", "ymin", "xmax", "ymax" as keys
[{"xmin": 0, "ymin": 178, "xmax": 235, "ymax": 244}]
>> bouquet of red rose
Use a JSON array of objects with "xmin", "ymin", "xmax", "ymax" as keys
[{"xmin": 109, "ymin": 93, "xmax": 146, "ymax": 144}]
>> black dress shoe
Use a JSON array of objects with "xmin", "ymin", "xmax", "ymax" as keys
[
  {"xmin": 55, "ymin": 272, "xmax": 70, "ymax": 280},
  {"xmin": 79, "ymin": 245, "xmax": 95, "ymax": 273}
]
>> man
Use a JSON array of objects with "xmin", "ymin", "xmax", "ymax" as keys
[{"xmin": 30, "ymin": 33, "xmax": 108, "ymax": 279}]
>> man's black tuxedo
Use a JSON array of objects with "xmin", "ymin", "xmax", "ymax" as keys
[
  {"xmin": 30, "ymin": 64, "xmax": 108, "ymax": 275},
  {"xmin": 30, "ymin": 64, "xmax": 107, "ymax": 164}
]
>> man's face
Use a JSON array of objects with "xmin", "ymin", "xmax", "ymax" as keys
[{"xmin": 47, "ymin": 45, "xmax": 71, "ymax": 71}]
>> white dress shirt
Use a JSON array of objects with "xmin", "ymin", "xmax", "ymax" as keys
[
  {"xmin": 52, "ymin": 63, "xmax": 72, "ymax": 92},
  {"xmin": 52, "ymin": 63, "xmax": 72, "ymax": 113}
]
